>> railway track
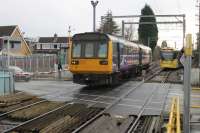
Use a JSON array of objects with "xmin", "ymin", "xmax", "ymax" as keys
[
  {"xmin": 149, "ymin": 68, "xmax": 183, "ymax": 84},
  {"xmin": 0, "ymin": 99, "xmax": 64, "ymax": 132},
  {"xmin": 72, "ymin": 63, "xmax": 172, "ymax": 133},
  {"xmin": 133, "ymin": 61, "xmax": 162, "ymax": 81},
  {"xmin": 0, "ymin": 90, "xmax": 104, "ymax": 133},
  {"xmin": 126, "ymin": 70, "xmax": 171, "ymax": 133},
  {"xmin": 134, "ymin": 71, "xmax": 171, "ymax": 133},
  {"xmin": 3, "ymin": 103, "xmax": 103, "ymax": 133},
  {"xmin": 71, "ymin": 65, "xmax": 165, "ymax": 133}
]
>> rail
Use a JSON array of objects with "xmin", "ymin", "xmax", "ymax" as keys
[
  {"xmin": 126, "ymin": 87, "xmax": 158, "ymax": 133},
  {"xmin": 166, "ymin": 96, "xmax": 181, "ymax": 133},
  {"xmin": 126, "ymin": 73, "xmax": 170, "ymax": 133},
  {"xmin": 72, "ymin": 67, "xmax": 163, "ymax": 133},
  {"xmin": 3, "ymin": 102, "xmax": 71, "ymax": 133}
]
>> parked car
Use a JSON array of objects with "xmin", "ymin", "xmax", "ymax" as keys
[{"xmin": 9, "ymin": 66, "xmax": 33, "ymax": 81}]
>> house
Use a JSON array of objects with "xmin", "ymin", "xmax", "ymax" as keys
[
  {"xmin": 0, "ymin": 25, "xmax": 31, "ymax": 56},
  {"xmin": 24, "ymin": 37, "xmax": 39, "ymax": 51},
  {"xmin": 34, "ymin": 34, "xmax": 70, "ymax": 65}
]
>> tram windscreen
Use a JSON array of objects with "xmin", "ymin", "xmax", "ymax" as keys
[
  {"xmin": 72, "ymin": 42, "xmax": 107, "ymax": 58},
  {"xmin": 160, "ymin": 51, "xmax": 178, "ymax": 60}
]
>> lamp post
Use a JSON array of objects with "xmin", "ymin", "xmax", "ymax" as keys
[
  {"xmin": 91, "ymin": 1, "xmax": 98, "ymax": 32},
  {"xmin": 67, "ymin": 26, "xmax": 71, "ymax": 66}
]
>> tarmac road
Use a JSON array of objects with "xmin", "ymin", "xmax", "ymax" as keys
[{"xmin": 15, "ymin": 80, "xmax": 135, "ymax": 103}]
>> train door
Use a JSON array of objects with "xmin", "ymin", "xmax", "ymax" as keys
[
  {"xmin": 139, "ymin": 48, "xmax": 142, "ymax": 66},
  {"xmin": 112, "ymin": 42, "xmax": 120, "ymax": 71},
  {"xmin": 117, "ymin": 42, "xmax": 121, "ymax": 70},
  {"xmin": 138, "ymin": 48, "xmax": 143, "ymax": 75}
]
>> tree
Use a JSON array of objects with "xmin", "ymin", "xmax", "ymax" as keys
[
  {"xmin": 138, "ymin": 4, "xmax": 158, "ymax": 51},
  {"xmin": 98, "ymin": 11, "xmax": 120, "ymax": 35}
]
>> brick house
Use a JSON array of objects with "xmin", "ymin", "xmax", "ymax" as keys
[{"xmin": 34, "ymin": 34, "xmax": 70, "ymax": 65}]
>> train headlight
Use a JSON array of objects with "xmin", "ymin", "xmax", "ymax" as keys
[
  {"xmin": 99, "ymin": 60, "xmax": 108, "ymax": 65},
  {"xmin": 71, "ymin": 60, "xmax": 79, "ymax": 65}
]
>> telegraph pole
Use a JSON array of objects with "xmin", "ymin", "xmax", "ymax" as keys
[
  {"xmin": 91, "ymin": 1, "xmax": 98, "ymax": 32},
  {"xmin": 67, "ymin": 26, "xmax": 71, "ymax": 65}
]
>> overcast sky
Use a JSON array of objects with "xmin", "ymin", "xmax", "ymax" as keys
[{"xmin": 0, "ymin": 0, "xmax": 196, "ymax": 42}]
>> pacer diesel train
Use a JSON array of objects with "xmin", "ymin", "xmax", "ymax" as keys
[{"xmin": 69, "ymin": 32, "xmax": 152, "ymax": 85}]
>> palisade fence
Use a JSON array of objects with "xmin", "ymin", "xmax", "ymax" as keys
[{"xmin": 0, "ymin": 54, "xmax": 58, "ymax": 73}]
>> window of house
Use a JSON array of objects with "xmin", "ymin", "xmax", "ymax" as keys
[
  {"xmin": 54, "ymin": 45, "xmax": 57, "ymax": 49},
  {"xmin": 11, "ymin": 43, "xmax": 14, "ymax": 48},
  {"xmin": 10, "ymin": 42, "xmax": 21, "ymax": 49}
]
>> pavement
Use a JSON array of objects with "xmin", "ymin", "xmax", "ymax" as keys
[{"xmin": 32, "ymin": 70, "xmax": 73, "ymax": 81}]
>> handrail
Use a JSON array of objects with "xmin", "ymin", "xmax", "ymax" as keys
[
  {"xmin": 176, "ymin": 97, "xmax": 181, "ymax": 133},
  {"xmin": 167, "ymin": 97, "xmax": 176, "ymax": 133},
  {"xmin": 167, "ymin": 97, "xmax": 181, "ymax": 133}
]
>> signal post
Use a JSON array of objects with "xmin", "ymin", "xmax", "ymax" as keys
[{"xmin": 183, "ymin": 34, "xmax": 192, "ymax": 133}]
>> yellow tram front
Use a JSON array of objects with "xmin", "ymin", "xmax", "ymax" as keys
[{"xmin": 160, "ymin": 48, "xmax": 179, "ymax": 69}]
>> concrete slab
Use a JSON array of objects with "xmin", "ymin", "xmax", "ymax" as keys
[{"xmin": 107, "ymin": 83, "xmax": 170, "ymax": 117}]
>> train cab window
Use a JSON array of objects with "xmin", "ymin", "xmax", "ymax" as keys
[
  {"xmin": 98, "ymin": 43, "xmax": 107, "ymax": 58},
  {"xmin": 72, "ymin": 43, "xmax": 81, "ymax": 58},
  {"xmin": 85, "ymin": 43, "xmax": 95, "ymax": 57}
]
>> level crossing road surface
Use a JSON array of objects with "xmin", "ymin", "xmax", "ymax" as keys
[{"xmin": 15, "ymin": 81, "xmax": 183, "ymax": 116}]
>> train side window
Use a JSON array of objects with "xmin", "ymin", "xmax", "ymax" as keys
[
  {"xmin": 120, "ymin": 43, "xmax": 124, "ymax": 55},
  {"xmin": 113, "ymin": 43, "xmax": 117, "ymax": 56},
  {"xmin": 123, "ymin": 45, "xmax": 128, "ymax": 55},
  {"xmin": 128, "ymin": 46, "xmax": 132, "ymax": 55},
  {"xmin": 112, "ymin": 42, "xmax": 118, "ymax": 67}
]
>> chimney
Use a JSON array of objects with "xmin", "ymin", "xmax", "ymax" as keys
[{"xmin": 53, "ymin": 33, "xmax": 58, "ymax": 43}]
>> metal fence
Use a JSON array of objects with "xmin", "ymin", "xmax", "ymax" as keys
[{"xmin": 0, "ymin": 54, "xmax": 58, "ymax": 73}]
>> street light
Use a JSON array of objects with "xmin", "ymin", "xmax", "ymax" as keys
[{"xmin": 91, "ymin": 1, "xmax": 98, "ymax": 32}]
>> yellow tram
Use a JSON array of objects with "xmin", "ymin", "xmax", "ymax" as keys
[{"xmin": 160, "ymin": 47, "xmax": 181, "ymax": 69}]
